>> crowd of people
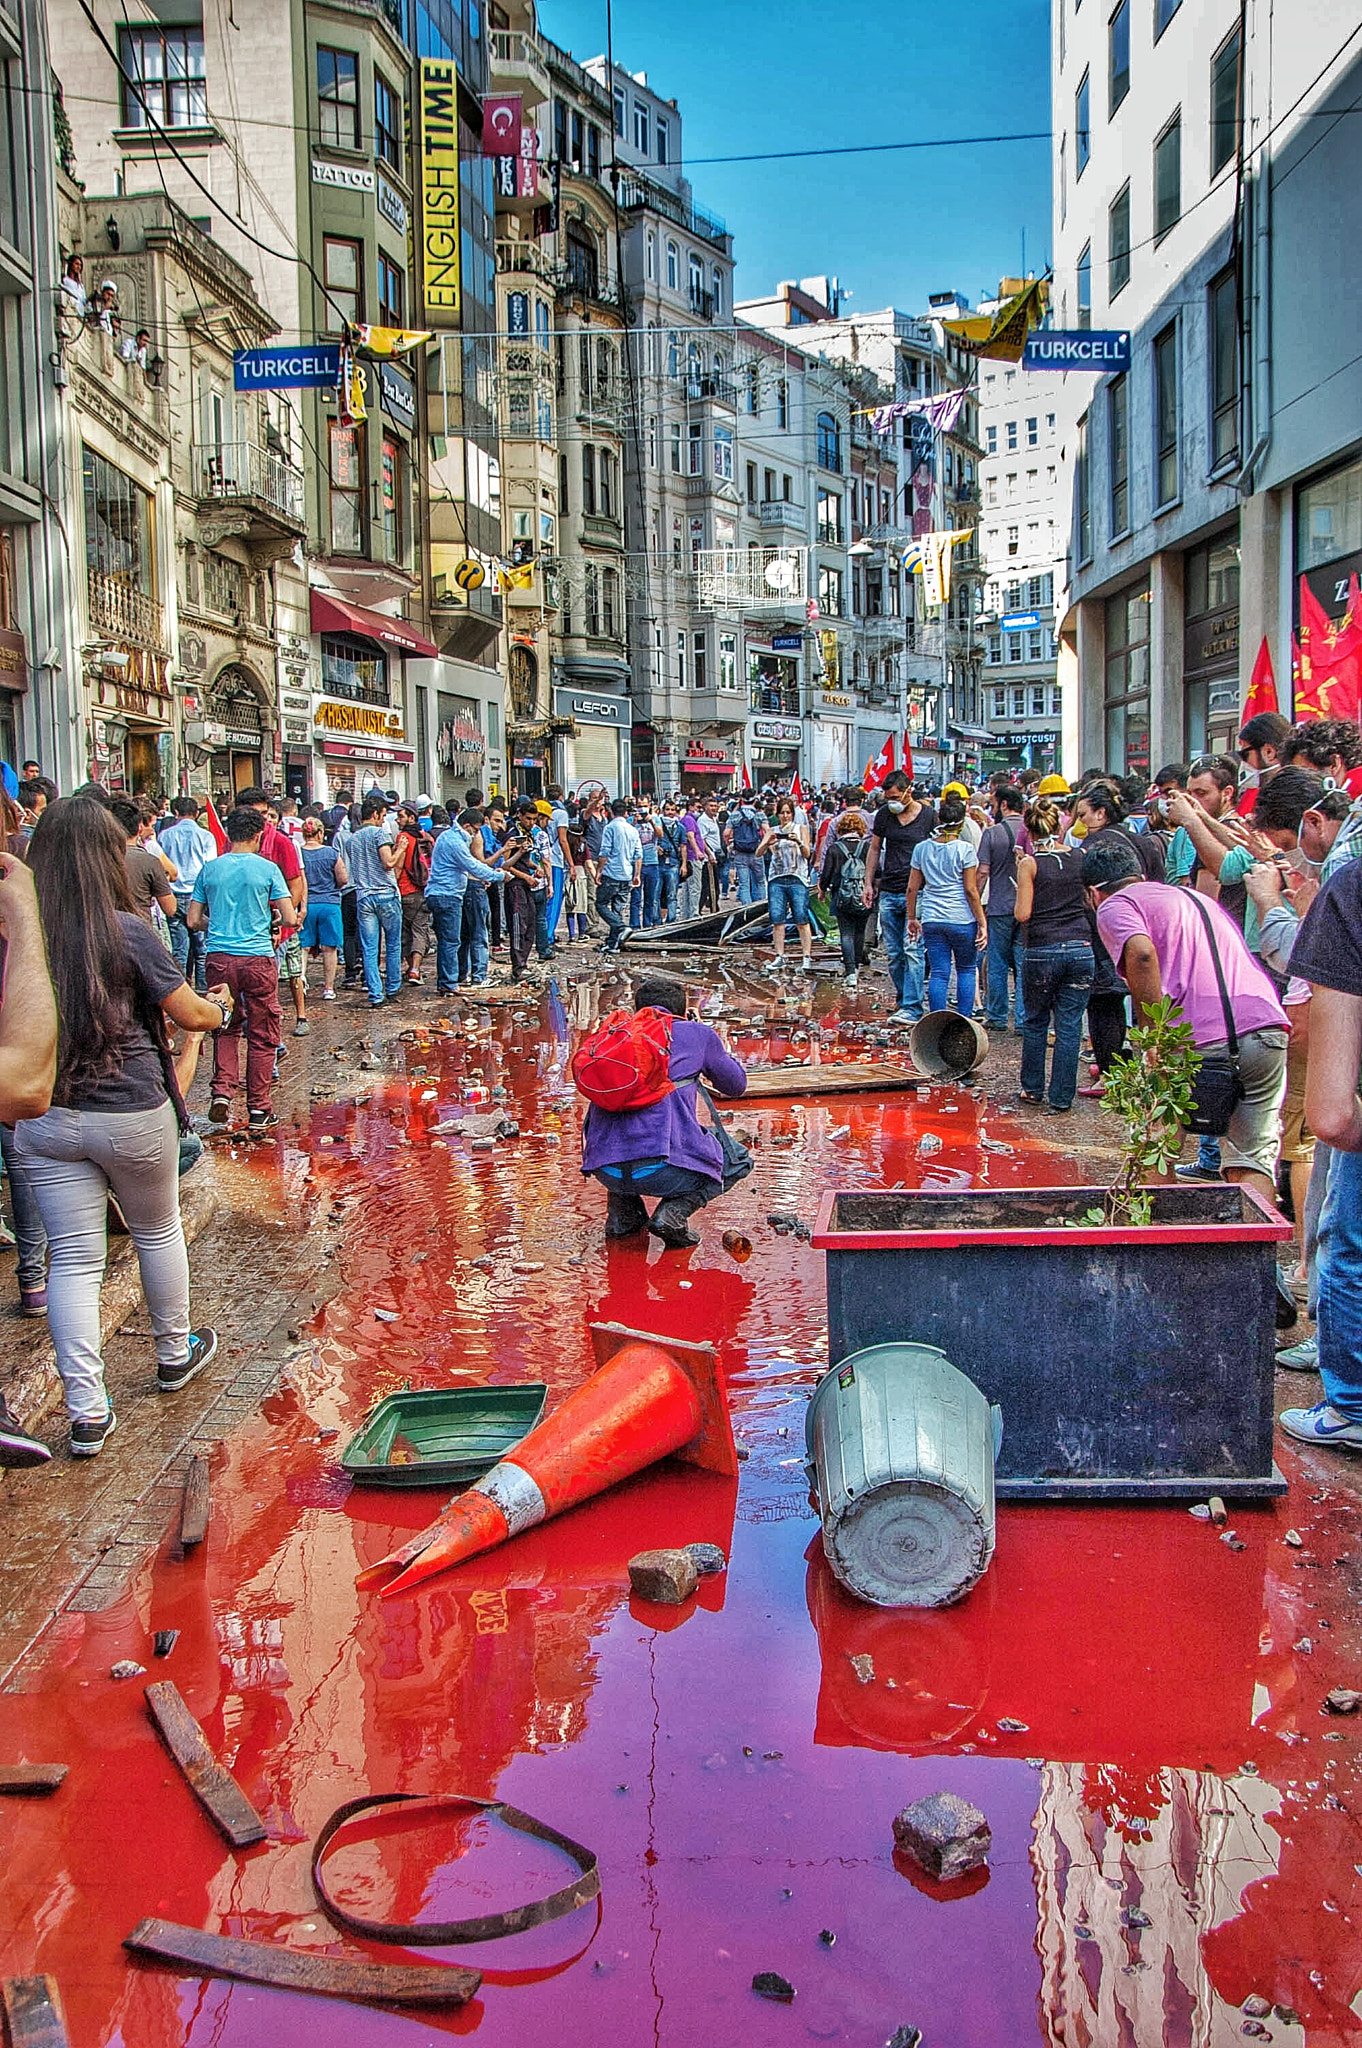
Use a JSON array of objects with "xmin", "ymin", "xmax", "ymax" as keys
[{"xmin": 1, "ymin": 704, "xmax": 1361, "ymax": 1468}]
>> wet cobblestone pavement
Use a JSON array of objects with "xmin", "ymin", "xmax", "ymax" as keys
[{"xmin": 1, "ymin": 951, "xmax": 1358, "ymax": 2047}]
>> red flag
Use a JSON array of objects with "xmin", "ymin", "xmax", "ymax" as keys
[
  {"xmin": 862, "ymin": 733, "xmax": 895, "ymax": 793},
  {"xmin": 791, "ymin": 769, "xmax": 805, "ymax": 806},
  {"xmin": 1296, "ymin": 573, "xmax": 1362, "ymax": 722},
  {"xmin": 1242, "ymin": 638, "xmax": 1279, "ymax": 721},
  {"xmin": 901, "ymin": 735, "xmax": 915, "ymax": 783},
  {"xmin": 741, "ymin": 759, "xmax": 752, "ymax": 791},
  {"xmin": 202, "ymin": 795, "xmax": 229, "ymax": 854},
  {"xmin": 482, "ymin": 94, "xmax": 522, "ymax": 156}
]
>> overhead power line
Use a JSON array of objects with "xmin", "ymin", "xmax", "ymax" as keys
[{"xmin": 686, "ymin": 131, "xmax": 1051, "ymax": 166}]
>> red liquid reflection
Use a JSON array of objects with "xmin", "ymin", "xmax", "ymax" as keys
[{"xmin": 0, "ymin": 975, "xmax": 1359, "ymax": 2046}]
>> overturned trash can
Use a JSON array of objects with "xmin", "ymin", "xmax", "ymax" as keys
[
  {"xmin": 805, "ymin": 1343, "xmax": 1000, "ymax": 1609},
  {"xmin": 909, "ymin": 1011, "xmax": 989, "ymax": 1079}
]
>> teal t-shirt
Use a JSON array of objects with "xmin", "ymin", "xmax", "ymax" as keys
[
  {"xmin": 192, "ymin": 849, "xmax": 289, "ymax": 956},
  {"xmin": 1217, "ymin": 844, "xmax": 1262, "ymax": 953}
]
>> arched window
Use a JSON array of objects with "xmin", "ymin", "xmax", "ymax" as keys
[
  {"xmin": 665, "ymin": 240, "xmax": 679, "ymax": 291},
  {"xmin": 667, "ymin": 331, "xmax": 679, "ymax": 379},
  {"xmin": 686, "ymin": 340, "xmax": 701, "ymax": 391},
  {"xmin": 565, "ymin": 224, "xmax": 598, "ymax": 296},
  {"xmin": 508, "ymin": 642, "xmax": 537, "ymax": 721},
  {"xmin": 817, "ymin": 411, "xmax": 842, "ymax": 472},
  {"xmin": 645, "ymin": 229, "xmax": 656, "ymax": 282},
  {"xmin": 647, "ymin": 322, "xmax": 660, "ymax": 375}
]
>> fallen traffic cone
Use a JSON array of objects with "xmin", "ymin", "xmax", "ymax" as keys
[{"xmin": 357, "ymin": 1322, "xmax": 738, "ymax": 1597}]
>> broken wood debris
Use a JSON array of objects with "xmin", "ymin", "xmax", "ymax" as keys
[
  {"xmin": 740, "ymin": 1062, "xmax": 924, "ymax": 1100},
  {"xmin": 122, "ymin": 1920, "xmax": 481, "ymax": 2009},
  {"xmin": 143, "ymin": 1682, "xmax": 268, "ymax": 1849},
  {"xmin": 0, "ymin": 1765, "xmax": 69, "ymax": 1796},
  {"xmin": 2, "ymin": 1975, "xmax": 70, "ymax": 2048},
  {"xmin": 179, "ymin": 1456, "xmax": 210, "ymax": 1549}
]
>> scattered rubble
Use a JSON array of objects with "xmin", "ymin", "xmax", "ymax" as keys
[
  {"xmin": 109, "ymin": 1661, "xmax": 146, "ymax": 1681},
  {"xmin": 751, "ymin": 1972, "xmax": 795, "ymax": 2002},
  {"xmin": 628, "ymin": 1549, "xmax": 699, "ymax": 1604},
  {"xmin": 1324, "ymin": 1689, "xmax": 1362, "ymax": 1714},
  {"xmin": 893, "ymin": 1791, "xmax": 992, "ymax": 1881},
  {"xmin": 685, "ymin": 1543, "xmax": 727, "ymax": 1577}
]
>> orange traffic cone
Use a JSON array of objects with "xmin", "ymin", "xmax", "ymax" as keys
[{"xmin": 357, "ymin": 1322, "xmax": 738, "ymax": 1597}]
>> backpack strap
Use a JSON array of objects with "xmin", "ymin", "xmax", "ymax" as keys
[{"xmin": 1187, "ymin": 891, "xmax": 1240, "ymax": 1064}]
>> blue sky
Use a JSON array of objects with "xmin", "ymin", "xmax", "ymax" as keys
[{"xmin": 538, "ymin": 0, "xmax": 1054, "ymax": 316}]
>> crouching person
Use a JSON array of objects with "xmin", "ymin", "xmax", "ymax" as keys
[{"xmin": 575, "ymin": 973, "xmax": 748, "ymax": 1248}]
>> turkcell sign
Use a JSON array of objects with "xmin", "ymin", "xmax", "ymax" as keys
[
  {"xmin": 234, "ymin": 344, "xmax": 340, "ymax": 391},
  {"xmin": 1000, "ymin": 611, "xmax": 1041, "ymax": 631},
  {"xmin": 771, "ymin": 633, "xmax": 803, "ymax": 652},
  {"xmin": 1023, "ymin": 329, "xmax": 1131, "ymax": 372}
]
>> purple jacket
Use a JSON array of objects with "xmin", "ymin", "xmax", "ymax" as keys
[{"xmin": 580, "ymin": 1018, "xmax": 747, "ymax": 1183}]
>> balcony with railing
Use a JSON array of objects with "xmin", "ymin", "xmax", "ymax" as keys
[
  {"xmin": 194, "ymin": 441, "xmax": 306, "ymax": 538},
  {"xmin": 87, "ymin": 570, "xmax": 167, "ymax": 650},
  {"xmin": 760, "ymin": 499, "xmax": 805, "ymax": 536},
  {"xmin": 750, "ymin": 681, "xmax": 801, "ymax": 716},
  {"xmin": 553, "ymin": 258, "xmax": 624, "ymax": 314},
  {"xmin": 689, "ymin": 286, "xmax": 716, "ymax": 323},
  {"xmin": 617, "ymin": 170, "xmax": 729, "ymax": 248},
  {"xmin": 488, "ymin": 28, "xmax": 550, "ymax": 104},
  {"xmin": 497, "ymin": 237, "xmax": 555, "ymax": 280}
]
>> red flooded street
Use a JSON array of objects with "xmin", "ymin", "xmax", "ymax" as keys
[{"xmin": 3, "ymin": 976, "xmax": 1362, "ymax": 2047}]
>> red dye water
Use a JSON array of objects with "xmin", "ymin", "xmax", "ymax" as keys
[{"xmin": 2, "ymin": 981, "xmax": 1360, "ymax": 2046}]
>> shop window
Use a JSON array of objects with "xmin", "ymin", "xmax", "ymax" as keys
[
  {"xmin": 1104, "ymin": 584, "xmax": 1151, "ymax": 775},
  {"xmin": 328, "ymin": 420, "xmax": 364, "ymax": 554},
  {"xmin": 321, "ymin": 632, "xmax": 387, "ymax": 704},
  {"xmin": 119, "ymin": 25, "xmax": 206, "ymax": 129},
  {"xmin": 374, "ymin": 71, "xmax": 401, "ymax": 172},
  {"xmin": 381, "ymin": 435, "xmax": 404, "ymax": 562},
  {"xmin": 323, "ymin": 237, "xmax": 362, "ymax": 332},
  {"xmin": 317, "ymin": 46, "xmax": 360, "ymax": 151}
]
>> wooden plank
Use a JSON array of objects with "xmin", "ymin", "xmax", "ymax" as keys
[
  {"xmin": 740, "ymin": 1062, "xmax": 926, "ymax": 1100},
  {"xmin": 179, "ymin": 1456, "xmax": 210, "ymax": 1548},
  {"xmin": 2, "ymin": 1976, "xmax": 69, "ymax": 2048},
  {"xmin": 143, "ymin": 1682, "xmax": 267, "ymax": 1848},
  {"xmin": 123, "ymin": 1919, "xmax": 482, "ymax": 2009},
  {"xmin": 0, "ymin": 1766, "xmax": 68, "ymax": 1796}
]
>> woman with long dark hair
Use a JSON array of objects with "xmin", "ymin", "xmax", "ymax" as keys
[
  {"xmin": 1013, "ymin": 798, "xmax": 1095, "ymax": 1112},
  {"xmin": 16, "ymin": 799, "xmax": 231, "ymax": 1455}
]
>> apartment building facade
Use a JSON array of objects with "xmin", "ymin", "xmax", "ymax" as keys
[
  {"xmin": 1051, "ymin": 0, "xmax": 1362, "ymax": 779},
  {"xmin": 977, "ymin": 302, "xmax": 1064, "ymax": 778},
  {"xmin": 51, "ymin": 0, "xmax": 503, "ymax": 806}
]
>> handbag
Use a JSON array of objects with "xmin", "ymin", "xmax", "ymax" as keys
[
  {"xmin": 695, "ymin": 1079, "xmax": 754, "ymax": 1193},
  {"xmin": 1182, "ymin": 893, "xmax": 1247, "ymax": 1137}
]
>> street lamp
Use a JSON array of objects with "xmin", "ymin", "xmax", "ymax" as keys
[{"xmin": 105, "ymin": 215, "xmax": 120, "ymax": 251}]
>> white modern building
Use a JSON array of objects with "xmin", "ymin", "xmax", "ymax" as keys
[{"xmin": 1051, "ymin": 0, "xmax": 1362, "ymax": 776}]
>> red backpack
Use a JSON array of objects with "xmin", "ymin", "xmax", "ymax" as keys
[{"xmin": 571, "ymin": 1007, "xmax": 674, "ymax": 1112}]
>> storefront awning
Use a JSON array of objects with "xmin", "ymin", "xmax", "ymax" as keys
[{"xmin": 310, "ymin": 591, "xmax": 438, "ymax": 660}]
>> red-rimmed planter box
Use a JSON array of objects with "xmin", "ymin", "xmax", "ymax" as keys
[{"xmin": 813, "ymin": 1184, "xmax": 1291, "ymax": 1499}]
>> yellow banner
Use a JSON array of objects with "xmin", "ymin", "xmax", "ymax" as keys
[
  {"xmin": 314, "ymin": 699, "xmax": 406, "ymax": 741},
  {"xmin": 417, "ymin": 59, "xmax": 461, "ymax": 325}
]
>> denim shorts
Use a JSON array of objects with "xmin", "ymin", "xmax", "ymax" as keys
[
  {"xmin": 768, "ymin": 875, "xmax": 810, "ymax": 928},
  {"xmin": 300, "ymin": 902, "xmax": 343, "ymax": 951}
]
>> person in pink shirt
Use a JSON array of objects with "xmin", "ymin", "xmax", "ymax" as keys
[{"xmin": 1084, "ymin": 834, "xmax": 1288, "ymax": 1209}]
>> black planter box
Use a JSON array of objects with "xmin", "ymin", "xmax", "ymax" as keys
[{"xmin": 813, "ymin": 1184, "xmax": 1291, "ymax": 1499}]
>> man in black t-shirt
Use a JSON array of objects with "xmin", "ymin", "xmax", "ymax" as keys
[
  {"xmin": 1279, "ymin": 858, "xmax": 1362, "ymax": 1450},
  {"xmin": 863, "ymin": 770, "xmax": 937, "ymax": 1024}
]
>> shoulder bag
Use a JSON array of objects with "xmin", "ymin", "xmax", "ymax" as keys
[{"xmin": 1182, "ymin": 893, "xmax": 1247, "ymax": 1136}]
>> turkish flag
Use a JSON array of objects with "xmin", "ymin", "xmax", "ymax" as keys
[
  {"xmin": 481, "ymin": 94, "xmax": 522, "ymax": 156},
  {"xmin": 1242, "ymin": 637, "xmax": 1278, "ymax": 721},
  {"xmin": 901, "ymin": 735, "xmax": 915, "ymax": 783},
  {"xmin": 202, "ymin": 795, "xmax": 229, "ymax": 854},
  {"xmin": 741, "ymin": 759, "xmax": 752, "ymax": 790},
  {"xmin": 862, "ymin": 733, "xmax": 895, "ymax": 792},
  {"xmin": 791, "ymin": 769, "xmax": 805, "ymax": 806}
]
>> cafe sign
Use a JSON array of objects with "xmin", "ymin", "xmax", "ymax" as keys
[{"xmin": 313, "ymin": 697, "xmax": 406, "ymax": 743}]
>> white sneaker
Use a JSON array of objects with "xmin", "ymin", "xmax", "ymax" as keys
[
  {"xmin": 887, "ymin": 1008, "xmax": 917, "ymax": 1027},
  {"xmin": 843, "ymin": 971, "xmax": 859, "ymax": 990},
  {"xmin": 765, "ymin": 958, "xmax": 785, "ymax": 975},
  {"xmin": 1279, "ymin": 1401, "xmax": 1362, "ymax": 1449},
  {"xmin": 799, "ymin": 958, "xmax": 815, "ymax": 974}
]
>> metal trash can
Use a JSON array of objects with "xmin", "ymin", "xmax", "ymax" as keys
[
  {"xmin": 909, "ymin": 1012, "xmax": 989, "ymax": 1078},
  {"xmin": 805, "ymin": 1343, "xmax": 1001, "ymax": 1609}
]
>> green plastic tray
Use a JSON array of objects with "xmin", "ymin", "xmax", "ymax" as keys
[{"xmin": 341, "ymin": 1384, "xmax": 548, "ymax": 1489}]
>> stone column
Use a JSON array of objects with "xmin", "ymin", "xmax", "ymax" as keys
[
  {"xmin": 1238, "ymin": 488, "xmax": 1282, "ymax": 710},
  {"xmin": 1075, "ymin": 598, "xmax": 1105, "ymax": 774},
  {"xmin": 1148, "ymin": 548, "xmax": 1185, "ymax": 772}
]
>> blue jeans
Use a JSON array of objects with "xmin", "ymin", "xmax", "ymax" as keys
[
  {"xmin": 657, "ymin": 865, "xmax": 680, "ymax": 920},
  {"xmin": 533, "ymin": 890, "xmax": 553, "ymax": 959},
  {"xmin": 1019, "ymin": 941, "xmax": 1095, "ymax": 1108},
  {"xmin": 629, "ymin": 882, "xmax": 643, "ymax": 928},
  {"xmin": 168, "ymin": 904, "xmax": 207, "ymax": 992},
  {"xmin": 597, "ymin": 876, "xmax": 631, "ymax": 949},
  {"xmin": 877, "ymin": 892, "xmax": 924, "ymax": 1016},
  {"xmin": 426, "ymin": 889, "xmax": 466, "ymax": 992},
  {"xmin": 767, "ymin": 874, "xmax": 810, "ymax": 932},
  {"xmin": 547, "ymin": 864, "xmax": 565, "ymax": 943},
  {"xmin": 1197, "ymin": 1135, "xmax": 1223, "ymax": 1173},
  {"xmin": 642, "ymin": 865, "xmax": 662, "ymax": 925},
  {"xmin": 357, "ymin": 891, "xmax": 403, "ymax": 1000},
  {"xmin": 1, "ymin": 1121, "xmax": 46, "ymax": 1290},
  {"xmin": 985, "ymin": 911, "xmax": 1026, "ymax": 1028},
  {"xmin": 459, "ymin": 883, "xmax": 490, "ymax": 985},
  {"xmin": 1319, "ymin": 1145, "xmax": 1362, "ymax": 1418},
  {"xmin": 923, "ymin": 922, "xmax": 980, "ymax": 1015},
  {"xmin": 733, "ymin": 853, "xmax": 766, "ymax": 904}
]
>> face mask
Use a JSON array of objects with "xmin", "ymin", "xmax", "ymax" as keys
[{"xmin": 886, "ymin": 799, "xmax": 907, "ymax": 814}]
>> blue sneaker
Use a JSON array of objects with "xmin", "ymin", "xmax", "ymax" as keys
[{"xmin": 1279, "ymin": 1402, "xmax": 1362, "ymax": 1449}]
